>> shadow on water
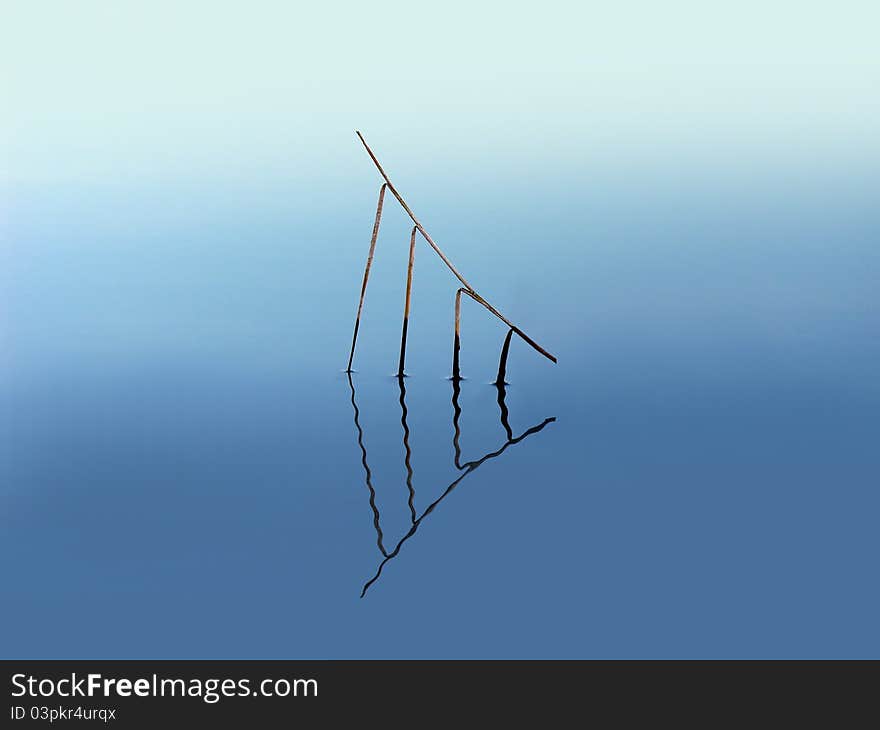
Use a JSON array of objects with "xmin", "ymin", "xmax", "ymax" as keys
[{"xmin": 346, "ymin": 373, "xmax": 555, "ymax": 597}]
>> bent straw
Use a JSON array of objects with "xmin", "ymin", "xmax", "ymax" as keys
[
  {"xmin": 452, "ymin": 287, "xmax": 499, "ymax": 380},
  {"xmin": 356, "ymin": 132, "xmax": 473, "ymax": 291},
  {"xmin": 452, "ymin": 288, "xmax": 465, "ymax": 381},
  {"xmin": 346, "ymin": 183, "xmax": 388, "ymax": 372},
  {"xmin": 397, "ymin": 226, "xmax": 417, "ymax": 377},
  {"xmin": 469, "ymin": 291, "xmax": 556, "ymax": 365},
  {"xmin": 495, "ymin": 328, "xmax": 515, "ymax": 386},
  {"xmin": 355, "ymin": 131, "xmax": 556, "ymax": 366}
]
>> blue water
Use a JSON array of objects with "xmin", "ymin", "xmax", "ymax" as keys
[{"xmin": 2, "ymin": 167, "xmax": 878, "ymax": 658}]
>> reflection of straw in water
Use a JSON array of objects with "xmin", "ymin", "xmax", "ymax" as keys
[
  {"xmin": 360, "ymin": 410, "xmax": 555, "ymax": 597},
  {"xmin": 496, "ymin": 383, "xmax": 513, "ymax": 441},
  {"xmin": 452, "ymin": 376, "xmax": 464, "ymax": 469},
  {"xmin": 454, "ymin": 375, "xmax": 513, "ymax": 467},
  {"xmin": 347, "ymin": 373, "xmax": 389, "ymax": 557},
  {"xmin": 397, "ymin": 375, "xmax": 417, "ymax": 523}
]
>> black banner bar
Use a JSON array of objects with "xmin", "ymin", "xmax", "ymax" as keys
[{"xmin": 3, "ymin": 661, "xmax": 877, "ymax": 726}]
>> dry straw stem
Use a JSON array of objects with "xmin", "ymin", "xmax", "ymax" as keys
[
  {"xmin": 451, "ymin": 287, "xmax": 473, "ymax": 381},
  {"xmin": 397, "ymin": 226, "xmax": 417, "ymax": 378},
  {"xmin": 495, "ymin": 328, "xmax": 515, "ymax": 386},
  {"xmin": 355, "ymin": 131, "xmax": 557, "ymax": 368},
  {"xmin": 454, "ymin": 288, "xmax": 525, "ymax": 381},
  {"xmin": 346, "ymin": 182, "xmax": 388, "ymax": 372}
]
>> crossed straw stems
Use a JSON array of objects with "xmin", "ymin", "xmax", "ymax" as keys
[{"xmin": 346, "ymin": 131, "xmax": 557, "ymax": 379}]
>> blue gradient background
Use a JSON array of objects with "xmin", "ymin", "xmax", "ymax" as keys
[{"xmin": 2, "ymin": 2, "xmax": 878, "ymax": 657}]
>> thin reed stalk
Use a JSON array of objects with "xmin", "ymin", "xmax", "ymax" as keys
[
  {"xmin": 397, "ymin": 226, "xmax": 417, "ymax": 377},
  {"xmin": 495, "ymin": 328, "xmax": 515, "ymax": 385},
  {"xmin": 452, "ymin": 288, "xmax": 465, "ymax": 380},
  {"xmin": 346, "ymin": 183, "xmax": 388, "ymax": 372}
]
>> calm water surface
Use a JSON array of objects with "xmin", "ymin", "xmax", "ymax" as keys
[{"xmin": 2, "ymin": 172, "xmax": 878, "ymax": 657}]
